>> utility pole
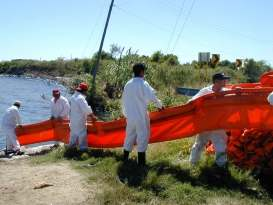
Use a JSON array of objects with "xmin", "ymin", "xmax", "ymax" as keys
[{"xmin": 92, "ymin": 0, "xmax": 115, "ymax": 88}]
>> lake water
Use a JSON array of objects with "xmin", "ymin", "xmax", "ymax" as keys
[{"xmin": 0, "ymin": 76, "xmax": 70, "ymax": 150}]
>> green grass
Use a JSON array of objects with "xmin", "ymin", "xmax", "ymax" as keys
[{"xmin": 31, "ymin": 139, "xmax": 273, "ymax": 205}]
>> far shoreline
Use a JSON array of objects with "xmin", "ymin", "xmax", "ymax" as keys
[{"xmin": 0, "ymin": 73, "xmax": 73, "ymax": 90}]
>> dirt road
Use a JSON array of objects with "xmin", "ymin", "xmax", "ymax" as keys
[{"xmin": 0, "ymin": 158, "xmax": 97, "ymax": 205}]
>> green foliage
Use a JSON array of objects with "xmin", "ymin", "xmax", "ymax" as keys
[
  {"xmin": 219, "ymin": 59, "xmax": 235, "ymax": 69},
  {"xmin": 104, "ymin": 99, "xmax": 122, "ymax": 120},
  {"xmin": 242, "ymin": 59, "xmax": 271, "ymax": 82},
  {"xmin": 82, "ymin": 59, "xmax": 94, "ymax": 73},
  {"xmin": 151, "ymin": 51, "xmax": 180, "ymax": 65},
  {"xmin": 151, "ymin": 51, "xmax": 164, "ymax": 63},
  {"xmin": 109, "ymin": 44, "xmax": 124, "ymax": 59},
  {"xmin": 92, "ymin": 50, "xmax": 114, "ymax": 61},
  {"xmin": 163, "ymin": 54, "xmax": 180, "ymax": 66}
]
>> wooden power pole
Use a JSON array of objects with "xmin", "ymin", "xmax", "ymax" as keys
[{"xmin": 92, "ymin": 0, "xmax": 115, "ymax": 88}]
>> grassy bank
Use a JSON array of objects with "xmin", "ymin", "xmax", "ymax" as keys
[{"xmin": 31, "ymin": 141, "xmax": 273, "ymax": 205}]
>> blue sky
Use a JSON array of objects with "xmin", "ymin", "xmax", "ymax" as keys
[{"xmin": 1, "ymin": 0, "xmax": 273, "ymax": 65}]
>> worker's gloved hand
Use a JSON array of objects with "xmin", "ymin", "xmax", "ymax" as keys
[
  {"xmin": 234, "ymin": 87, "xmax": 242, "ymax": 95},
  {"xmin": 91, "ymin": 116, "xmax": 98, "ymax": 122},
  {"xmin": 57, "ymin": 117, "xmax": 63, "ymax": 121},
  {"xmin": 88, "ymin": 113, "xmax": 98, "ymax": 122},
  {"xmin": 158, "ymin": 106, "xmax": 165, "ymax": 111},
  {"xmin": 214, "ymin": 92, "xmax": 225, "ymax": 97}
]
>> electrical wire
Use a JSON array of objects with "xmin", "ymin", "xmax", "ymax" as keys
[
  {"xmin": 114, "ymin": 4, "xmax": 170, "ymax": 33},
  {"xmin": 81, "ymin": 0, "xmax": 107, "ymax": 57},
  {"xmin": 166, "ymin": 0, "xmax": 186, "ymax": 52},
  {"xmin": 171, "ymin": 0, "xmax": 196, "ymax": 52}
]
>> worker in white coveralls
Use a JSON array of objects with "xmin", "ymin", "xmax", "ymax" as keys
[
  {"xmin": 1, "ymin": 101, "xmax": 24, "ymax": 155},
  {"xmin": 69, "ymin": 82, "xmax": 97, "ymax": 151},
  {"xmin": 189, "ymin": 73, "xmax": 230, "ymax": 168},
  {"xmin": 50, "ymin": 89, "xmax": 70, "ymax": 120},
  {"xmin": 266, "ymin": 91, "xmax": 273, "ymax": 105},
  {"xmin": 122, "ymin": 63, "xmax": 164, "ymax": 166}
]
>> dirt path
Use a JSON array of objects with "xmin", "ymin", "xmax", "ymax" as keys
[{"xmin": 0, "ymin": 158, "xmax": 97, "ymax": 205}]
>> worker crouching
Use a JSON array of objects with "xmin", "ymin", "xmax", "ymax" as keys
[{"xmin": 1, "ymin": 101, "xmax": 24, "ymax": 155}]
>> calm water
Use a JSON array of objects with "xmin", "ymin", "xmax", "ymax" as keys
[{"xmin": 0, "ymin": 76, "xmax": 70, "ymax": 149}]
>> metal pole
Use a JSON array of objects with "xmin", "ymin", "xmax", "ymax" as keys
[{"xmin": 92, "ymin": 0, "xmax": 115, "ymax": 88}]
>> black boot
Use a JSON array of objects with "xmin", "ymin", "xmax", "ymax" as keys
[
  {"xmin": 138, "ymin": 152, "xmax": 146, "ymax": 166},
  {"xmin": 123, "ymin": 150, "xmax": 130, "ymax": 161}
]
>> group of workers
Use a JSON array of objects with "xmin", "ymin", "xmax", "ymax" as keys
[
  {"xmin": 2, "ymin": 63, "xmax": 271, "ymax": 168},
  {"xmin": 1, "ymin": 82, "xmax": 97, "ymax": 155}
]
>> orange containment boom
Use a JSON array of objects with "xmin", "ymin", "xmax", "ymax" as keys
[{"xmin": 16, "ymin": 87, "xmax": 273, "ymax": 148}]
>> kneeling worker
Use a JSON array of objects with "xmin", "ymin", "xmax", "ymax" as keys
[{"xmin": 1, "ymin": 101, "xmax": 24, "ymax": 155}]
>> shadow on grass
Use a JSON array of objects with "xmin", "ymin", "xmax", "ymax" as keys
[
  {"xmin": 149, "ymin": 161, "xmax": 269, "ymax": 199},
  {"xmin": 117, "ymin": 160, "xmax": 149, "ymax": 187},
  {"xmin": 63, "ymin": 147, "xmax": 123, "ymax": 161},
  {"xmin": 62, "ymin": 147, "xmax": 272, "ymax": 199},
  {"xmin": 258, "ymin": 173, "xmax": 273, "ymax": 199}
]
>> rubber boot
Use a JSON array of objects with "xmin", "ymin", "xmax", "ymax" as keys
[
  {"xmin": 123, "ymin": 150, "xmax": 130, "ymax": 161},
  {"xmin": 138, "ymin": 152, "xmax": 146, "ymax": 166}
]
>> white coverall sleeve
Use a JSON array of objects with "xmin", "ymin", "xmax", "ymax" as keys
[
  {"xmin": 78, "ymin": 98, "xmax": 93, "ymax": 116},
  {"xmin": 121, "ymin": 92, "xmax": 127, "ymax": 117},
  {"xmin": 14, "ymin": 109, "xmax": 22, "ymax": 125},
  {"xmin": 143, "ymin": 82, "xmax": 162, "ymax": 108},
  {"xmin": 50, "ymin": 100, "xmax": 54, "ymax": 117},
  {"xmin": 188, "ymin": 88, "xmax": 209, "ymax": 102},
  {"xmin": 267, "ymin": 92, "xmax": 273, "ymax": 105},
  {"xmin": 60, "ymin": 98, "xmax": 70, "ymax": 118}
]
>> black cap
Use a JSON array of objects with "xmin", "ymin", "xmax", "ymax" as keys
[
  {"xmin": 13, "ymin": 100, "xmax": 21, "ymax": 107},
  {"xmin": 212, "ymin": 73, "xmax": 230, "ymax": 82}
]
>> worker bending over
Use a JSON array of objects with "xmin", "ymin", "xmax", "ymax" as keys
[
  {"xmin": 1, "ymin": 101, "xmax": 24, "ymax": 155},
  {"xmin": 69, "ymin": 82, "xmax": 97, "ymax": 151},
  {"xmin": 189, "ymin": 73, "xmax": 230, "ymax": 168}
]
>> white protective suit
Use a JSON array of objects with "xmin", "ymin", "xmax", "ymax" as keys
[
  {"xmin": 189, "ymin": 85, "xmax": 228, "ymax": 167},
  {"xmin": 69, "ymin": 91, "xmax": 93, "ymax": 150},
  {"xmin": 122, "ymin": 77, "xmax": 162, "ymax": 152},
  {"xmin": 50, "ymin": 95, "xmax": 70, "ymax": 119},
  {"xmin": 1, "ymin": 105, "xmax": 22, "ymax": 151},
  {"xmin": 267, "ymin": 91, "xmax": 273, "ymax": 105}
]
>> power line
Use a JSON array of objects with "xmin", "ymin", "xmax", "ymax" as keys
[
  {"xmin": 157, "ymin": 0, "xmax": 181, "ymax": 12},
  {"xmin": 166, "ymin": 0, "xmax": 186, "ymax": 52},
  {"xmin": 189, "ymin": 20, "xmax": 273, "ymax": 50},
  {"xmin": 81, "ymin": 0, "xmax": 106, "ymax": 58},
  {"xmin": 171, "ymin": 0, "xmax": 197, "ymax": 52},
  {"xmin": 207, "ymin": 23, "xmax": 273, "ymax": 47},
  {"xmin": 114, "ymin": 4, "xmax": 170, "ymax": 33},
  {"xmin": 158, "ymin": 0, "xmax": 183, "ymax": 10}
]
